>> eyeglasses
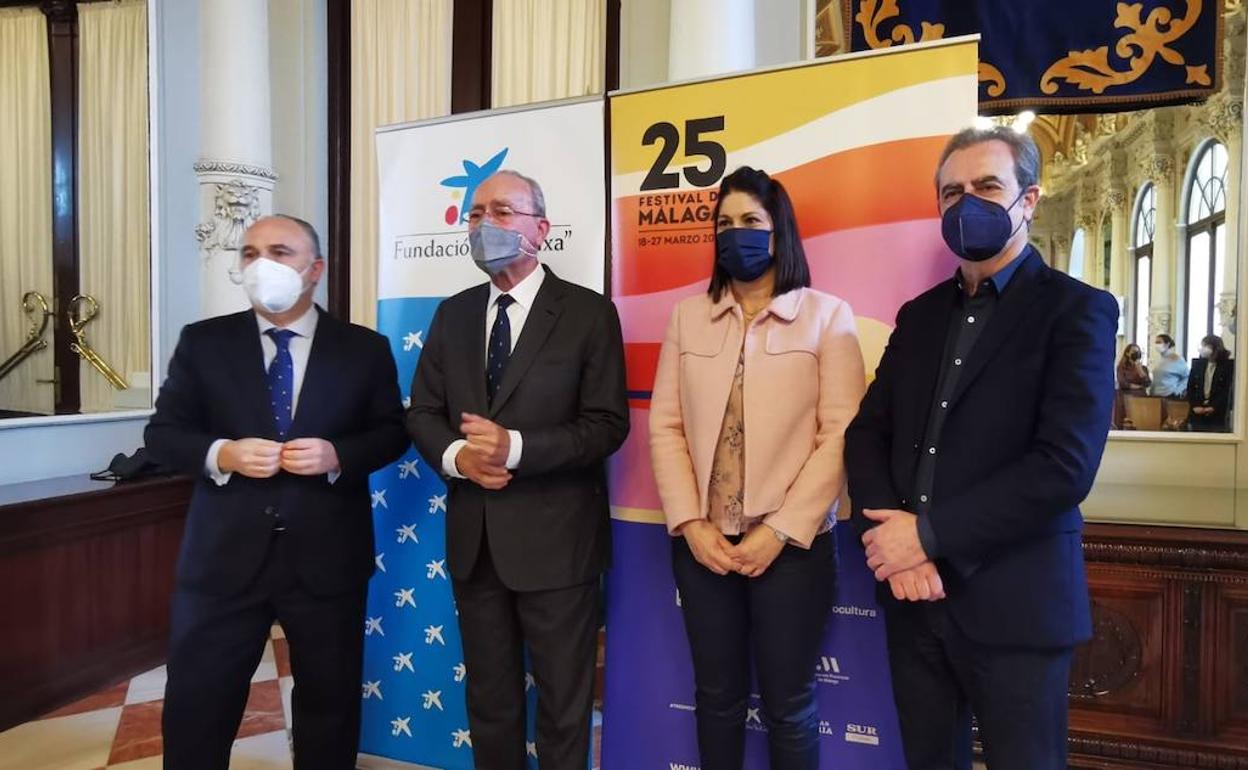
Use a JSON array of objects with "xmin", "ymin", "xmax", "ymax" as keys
[{"xmin": 466, "ymin": 204, "xmax": 542, "ymax": 225}]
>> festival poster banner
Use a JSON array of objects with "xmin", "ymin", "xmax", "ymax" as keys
[
  {"xmin": 604, "ymin": 39, "xmax": 979, "ymax": 769},
  {"xmin": 360, "ymin": 96, "xmax": 606, "ymax": 769}
]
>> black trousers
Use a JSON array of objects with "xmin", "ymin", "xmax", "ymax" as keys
[
  {"xmin": 452, "ymin": 537, "xmax": 599, "ymax": 770},
  {"xmin": 162, "ymin": 533, "xmax": 367, "ymax": 770},
  {"xmin": 884, "ymin": 598, "xmax": 1073, "ymax": 770},
  {"xmin": 670, "ymin": 529, "xmax": 837, "ymax": 770}
]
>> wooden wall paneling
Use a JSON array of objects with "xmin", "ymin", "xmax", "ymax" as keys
[{"xmin": 0, "ymin": 477, "xmax": 190, "ymax": 731}]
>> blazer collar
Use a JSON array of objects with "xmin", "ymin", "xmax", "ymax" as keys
[{"xmin": 710, "ymin": 287, "xmax": 804, "ymax": 322}]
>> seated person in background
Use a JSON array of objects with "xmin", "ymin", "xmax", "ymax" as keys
[
  {"xmin": 1150, "ymin": 334, "xmax": 1189, "ymax": 397},
  {"xmin": 1188, "ymin": 334, "xmax": 1234, "ymax": 432},
  {"xmin": 1116, "ymin": 343, "xmax": 1151, "ymax": 394}
]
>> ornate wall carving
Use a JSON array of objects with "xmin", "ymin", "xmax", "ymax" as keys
[{"xmin": 195, "ymin": 178, "xmax": 263, "ymax": 254}]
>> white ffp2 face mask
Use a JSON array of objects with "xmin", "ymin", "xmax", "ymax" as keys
[{"xmin": 240, "ymin": 258, "xmax": 312, "ymax": 314}]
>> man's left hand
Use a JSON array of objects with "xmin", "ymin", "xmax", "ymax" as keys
[
  {"xmin": 461, "ymin": 412, "xmax": 510, "ymax": 466},
  {"xmin": 861, "ymin": 508, "xmax": 928, "ymax": 581},
  {"xmin": 280, "ymin": 438, "xmax": 341, "ymax": 476}
]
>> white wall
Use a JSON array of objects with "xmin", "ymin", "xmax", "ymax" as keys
[
  {"xmin": 619, "ymin": 0, "xmax": 670, "ymax": 90},
  {"xmin": 619, "ymin": 0, "xmax": 806, "ymax": 91},
  {"xmin": 269, "ymin": 0, "xmax": 329, "ymax": 306},
  {"xmin": 753, "ymin": 0, "xmax": 804, "ymax": 69}
]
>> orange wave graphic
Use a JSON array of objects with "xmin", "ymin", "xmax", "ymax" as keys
[{"xmin": 613, "ymin": 135, "xmax": 948, "ymax": 297}]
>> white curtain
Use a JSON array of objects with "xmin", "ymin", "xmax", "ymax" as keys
[
  {"xmin": 0, "ymin": 8, "xmax": 54, "ymax": 416},
  {"xmin": 77, "ymin": 0, "xmax": 150, "ymax": 413},
  {"xmin": 350, "ymin": 0, "xmax": 453, "ymax": 328},
  {"xmin": 492, "ymin": 0, "xmax": 605, "ymax": 108}
]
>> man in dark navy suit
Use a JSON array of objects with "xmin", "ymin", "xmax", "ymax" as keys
[
  {"xmin": 146, "ymin": 215, "xmax": 408, "ymax": 770},
  {"xmin": 845, "ymin": 127, "xmax": 1117, "ymax": 770}
]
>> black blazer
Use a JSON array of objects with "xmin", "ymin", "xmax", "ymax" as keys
[
  {"xmin": 845, "ymin": 250, "xmax": 1118, "ymax": 648},
  {"xmin": 1187, "ymin": 356, "xmax": 1234, "ymax": 430},
  {"xmin": 407, "ymin": 267, "xmax": 630, "ymax": 592},
  {"xmin": 145, "ymin": 308, "xmax": 409, "ymax": 596}
]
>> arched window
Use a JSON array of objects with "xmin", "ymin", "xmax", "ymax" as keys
[
  {"xmin": 1184, "ymin": 140, "xmax": 1229, "ymax": 360},
  {"xmin": 1101, "ymin": 212, "xmax": 1113, "ymax": 291},
  {"xmin": 1133, "ymin": 184, "xmax": 1156, "ymax": 346},
  {"xmin": 1068, "ymin": 228, "xmax": 1086, "ymax": 279}
]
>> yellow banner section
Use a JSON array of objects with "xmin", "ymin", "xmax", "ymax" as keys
[{"xmin": 610, "ymin": 39, "xmax": 978, "ymax": 175}]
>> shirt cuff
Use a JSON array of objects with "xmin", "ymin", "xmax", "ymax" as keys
[
  {"xmin": 916, "ymin": 515, "xmax": 940, "ymax": 559},
  {"xmin": 205, "ymin": 439, "xmax": 233, "ymax": 487},
  {"xmin": 442, "ymin": 439, "xmax": 468, "ymax": 479},
  {"xmin": 327, "ymin": 470, "xmax": 341, "ymax": 484},
  {"xmin": 505, "ymin": 430, "xmax": 523, "ymax": 470}
]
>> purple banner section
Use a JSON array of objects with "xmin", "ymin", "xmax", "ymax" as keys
[{"xmin": 602, "ymin": 520, "xmax": 906, "ymax": 769}]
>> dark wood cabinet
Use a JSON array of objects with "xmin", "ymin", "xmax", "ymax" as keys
[
  {"xmin": 1070, "ymin": 523, "xmax": 1248, "ymax": 769},
  {"xmin": 0, "ymin": 475, "xmax": 190, "ymax": 731}
]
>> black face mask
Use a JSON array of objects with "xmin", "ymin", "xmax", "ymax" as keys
[{"xmin": 716, "ymin": 228, "xmax": 774, "ymax": 282}]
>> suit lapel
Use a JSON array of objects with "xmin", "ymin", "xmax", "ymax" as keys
[
  {"xmin": 488, "ymin": 273, "xmax": 564, "ymax": 418},
  {"xmin": 464, "ymin": 285, "xmax": 491, "ymax": 415},
  {"xmin": 946, "ymin": 253, "xmax": 1048, "ymax": 409},
  {"xmin": 227, "ymin": 311, "xmax": 277, "ymax": 438},
  {"xmin": 910, "ymin": 287, "xmax": 957, "ymax": 439},
  {"xmin": 287, "ymin": 307, "xmax": 337, "ymax": 437}
]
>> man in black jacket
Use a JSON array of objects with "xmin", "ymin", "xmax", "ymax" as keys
[
  {"xmin": 407, "ymin": 170, "xmax": 629, "ymax": 770},
  {"xmin": 146, "ymin": 215, "xmax": 408, "ymax": 770},
  {"xmin": 845, "ymin": 128, "xmax": 1117, "ymax": 770}
]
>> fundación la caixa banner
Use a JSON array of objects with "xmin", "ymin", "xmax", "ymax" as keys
[
  {"xmin": 359, "ymin": 97, "xmax": 606, "ymax": 770},
  {"xmin": 604, "ymin": 39, "xmax": 978, "ymax": 769}
]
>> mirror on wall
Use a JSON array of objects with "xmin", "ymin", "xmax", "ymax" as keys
[
  {"xmin": 1026, "ymin": 7, "xmax": 1246, "ymax": 434},
  {"xmin": 0, "ymin": 0, "xmax": 152, "ymax": 421}
]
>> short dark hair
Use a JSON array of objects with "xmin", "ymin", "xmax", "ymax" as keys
[
  {"xmin": 708, "ymin": 166, "xmax": 811, "ymax": 302},
  {"xmin": 935, "ymin": 126, "xmax": 1042, "ymax": 192},
  {"xmin": 268, "ymin": 214, "xmax": 323, "ymax": 259},
  {"xmin": 1202, "ymin": 334, "xmax": 1230, "ymax": 362}
]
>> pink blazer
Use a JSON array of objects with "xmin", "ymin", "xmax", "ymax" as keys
[{"xmin": 649, "ymin": 287, "xmax": 867, "ymax": 547}]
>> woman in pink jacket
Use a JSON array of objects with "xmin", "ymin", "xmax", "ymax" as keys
[{"xmin": 649, "ymin": 166, "xmax": 866, "ymax": 770}]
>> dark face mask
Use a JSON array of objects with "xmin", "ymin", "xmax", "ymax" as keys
[
  {"xmin": 940, "ymin": 190, "xmax": 1027, "ymax": 262},
  {"xmin": 716, "ymin": 228, "xmax": 773, "ymax": 282}
]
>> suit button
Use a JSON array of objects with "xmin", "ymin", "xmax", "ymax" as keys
[{"xmin": 264, "ymin": 506, "xmax": 277, "ymax": 516}]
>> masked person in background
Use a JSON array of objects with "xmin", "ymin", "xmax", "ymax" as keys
[
  {"xmin": 146, "ymin": 215, "xmax": 409, "ymax": 770},
  {"xmin": 1150, "ymin": 334, "xmax": 1189, "ymax": 398},
  {"xmin": 649, "ymin": 166, "xmax": 867, "ymax": 770},
  {"xmin": 407, "ymin": 170, "xmax": 628, "ymax": 769},
  {"xmin": 1116, "ymin": 343, "xmax": 1151, "ymax": 394},
  {"xmin": 845, "ymin": 127, "xmax": 1117, "ymax": 770},
  {"xmin": 1188, "ymin": 333, "xmax": 1234, "ymax": 431}
]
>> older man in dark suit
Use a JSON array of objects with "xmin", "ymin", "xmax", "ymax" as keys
[
  {"xmin": 146, "ymin": 215, "xmax": 408, "ymax": 770},
  {"xmin": 407, "ymin": 169, "xmax": 629, "ymax": 770}
]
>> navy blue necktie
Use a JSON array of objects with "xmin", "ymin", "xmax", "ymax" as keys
[
  {"xmin": 265, "ymin": 328, "xmax": 297, "ymax": 438},
  {"xmin": 486, "ymin": 295, "xmax": 515, "ymax": 403}
]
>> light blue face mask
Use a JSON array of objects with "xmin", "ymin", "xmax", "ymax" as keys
[{"xmin": 469, "ymin": 222, "xmax": 535, "ymax": 276}]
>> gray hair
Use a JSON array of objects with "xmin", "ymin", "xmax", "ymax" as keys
[
  {"xmin": 935, "ymin": 126, "xmax": 1042, "ymax": 192},
  {"xmin": 496, "ymin": 169, "xmax": 547, "ymax": 218},
  {"xmin": 259, "ymin": 213, "xmax": 323, "ymax": 259}
]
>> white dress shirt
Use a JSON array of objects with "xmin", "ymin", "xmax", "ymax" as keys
[
  {"xmin": 441, "ymin": 266, "xmax": 546, "ymax": 478},
  {"xmin": 204, "ymin": 306, "xmax": 335, "ymax": 485}
]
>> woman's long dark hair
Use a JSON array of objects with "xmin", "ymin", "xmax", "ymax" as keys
[
  {"xmin": 708, "ymin": 166, "xmax": 811, "ymax": 302},
  {"xmin": 1202, "ymin": 334, "xmax": 1231, "ymax": 363}
]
